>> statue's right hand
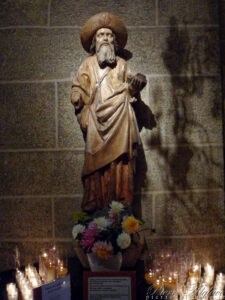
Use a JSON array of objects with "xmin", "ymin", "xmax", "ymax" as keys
[
  {"xmin": 71, "ymin": 92, "xmax": 81, "ymax": 107},
  {"xmin": 79, "ymin": 105, "xmax": 90, "ymax": 132}
]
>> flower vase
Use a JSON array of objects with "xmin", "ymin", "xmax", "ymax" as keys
[{"xmin": 87, "ymin": 252, "xmax": 122, "ymax": 271}]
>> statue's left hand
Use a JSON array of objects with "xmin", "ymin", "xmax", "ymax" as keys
[{"xmin": 129, "ymin": 73, "xmax": 147, "ymax": 94}]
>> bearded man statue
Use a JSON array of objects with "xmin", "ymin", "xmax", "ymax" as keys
[{"xmin": 71, "ymin": 12, "xmax": 147, "ymax": 212}]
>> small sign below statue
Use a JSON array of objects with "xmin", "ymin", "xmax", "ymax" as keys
[{"xmin": 83, "ymin": 271, "xmax": 136, "ymax": 300}]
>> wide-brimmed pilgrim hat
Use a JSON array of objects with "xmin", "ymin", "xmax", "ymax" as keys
[{"xmin": 80, "ymin": 12, "xmax": 128, "ymax": 53}]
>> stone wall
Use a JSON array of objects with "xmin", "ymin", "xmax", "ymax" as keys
[{"xmin": 0, "ymin": 0, "xmax": 224, "ymax": 271}]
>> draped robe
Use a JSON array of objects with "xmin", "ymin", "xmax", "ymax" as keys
[{"xmin": 71, "ymin": 54, "xmax": 141, "ymax": 212}]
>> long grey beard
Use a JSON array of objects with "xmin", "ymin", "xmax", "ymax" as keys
[{"xmin": 96, "ymin": 43, "xmax": 116, "ymax": 67}]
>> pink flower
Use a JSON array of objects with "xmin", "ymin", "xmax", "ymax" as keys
[
  {"xmin": 92, "ymin": 241, "xmax": 113, "ymax": 259},
  {"xmin": 109, "ymin": 210, "xmax": 119, "ymax": 221},
  {"xmin": 80, "ymin": 223, "xmax": 99, "ymax": 251}
]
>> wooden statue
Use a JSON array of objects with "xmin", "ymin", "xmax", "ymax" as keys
[{"xmin": 71, "ymin": 12, "xmax": 147, "ymax": 212}]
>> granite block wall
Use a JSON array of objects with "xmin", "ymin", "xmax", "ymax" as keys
[{"xmin": 0, "ymin": 0, "xmax": 224, "ymax": 271}]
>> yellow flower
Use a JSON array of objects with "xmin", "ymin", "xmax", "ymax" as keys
[{"xmin": 122, "ymin": 216, "xmax": 139, "ymax": 234}]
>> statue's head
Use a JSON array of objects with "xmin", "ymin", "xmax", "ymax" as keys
[
  {"xmin": 90, "ymin": 27, "xmax": 118, "ymax": 68},
  {"xmin": 80, "ymin": 12, "xmax": 127, "ymax": 56}
]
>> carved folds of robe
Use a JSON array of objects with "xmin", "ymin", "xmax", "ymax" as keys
[{"xmin": 71, "ymin": 55, "xmax": 141, "ymax": 212}]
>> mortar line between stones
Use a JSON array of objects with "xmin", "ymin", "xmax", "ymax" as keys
[
  {"xmin": 0, "ymin": 25, "xmax": 219, "ymax": 30},
  {"xmin": 55, "ymin": 81, "xmax": 58, "ymax": 148},
  {"xmin": 155, "ymin": 0, "xmax": 159, "ymax": 26},
  {"xmin": 0, "ymin": 79, "xmax": 72, "ymax": 84},
  {"xmin": 143, "ymin": 143, "xmax": 223, "ymax": 150},
  {"xmin": 0, "ymin": 147, "xmax": 85, "ymax": 152},
  {"xmin": 127, "ymin": 24, "xmax": 219, "ymax": 29},
  {"xmin": 146, "ymin": 73, "xmax": 220, "ymax": 78},
  {"xmin": 0, "ymin": 189, "xmax": 222, "ymax": 200},
  {"xmin": 51, "ymin": 198, "xmax": 56, "ymax": 243},
  {"xmin": 0, "ymin": 143, "xmax": 223, "ymax": 153},
  {"xmin": 141, "ymin": 189, "xmax": 224, "ymax": 196},
  {"xmin": 0, "ymin": 194, "xmax": 83, "ymax": 200},
  {"xmin": 47, "ymin": 0, "xmax": 52, "ymax": 27},
  {"xmin": 145, "ymin": 233, "xmax": 225, "ymax": 240},
  {"xmin": 152, "ymin": 195, "xmax": 156, "ymax": 230},
  {"xmin": 1, "ymin": 233, "xmax": 224, "ymax": 243},
  {"xmin": 0, "ymin": 238, "xmax": 55, "ymax": 242},
  {"xmin": 0, "ymin": 73, "xmax": 219, "ymax": 85}
]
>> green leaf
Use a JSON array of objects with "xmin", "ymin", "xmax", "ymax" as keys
[
  {"xmin": 73, "ymin": 211, "xmax": 89, "ymax": 223},
  {"xmin": 139, "ymin": 219, "xmax": 145, "ymax": 225}
]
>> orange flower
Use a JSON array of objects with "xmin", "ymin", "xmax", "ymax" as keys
[
  {"xmin": 92, "ymin": 241, "xmax": 113, "ymax": 259},
  {"xmin": 96, "ymin": 249, "xmax": 111, "ymax": 259},
  {"xmin": 122, "ymin": 216, "xmax": 139, "ymax": 234}
]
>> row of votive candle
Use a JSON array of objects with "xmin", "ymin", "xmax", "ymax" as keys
[
  {"xmin": 39, "ymin": 245, "xmax": 68, "ymax": 283},
  {"xmin": 145, "ymin": 269, "xmax": 178, "ymax": 289},
  {"xmin": 145, "ymin": 263, "xmax": 225, "ymax": 300},
  {"xmin": 181, "ymin": 263, "xmax": 224, "ymax": 300},
  {"xmin": 7, "ymin": 261, "xmax": 67, "ymax": 300},
  {"xmin": 7, "ymin": 266, "xmax": 42, "ymax": 300}
]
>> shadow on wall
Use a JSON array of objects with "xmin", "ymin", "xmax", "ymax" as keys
[
  {"xmin": 133, "ymin": 94, "xmax": 157, "ymax": 218},
  {"xmin": 147, "ymin": 17, "xmax": 224, "ymax": 234}
]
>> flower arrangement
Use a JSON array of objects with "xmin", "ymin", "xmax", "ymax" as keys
[{"xmin": 72, "ymin": 201, "xmax": 143, "ymax": 260}]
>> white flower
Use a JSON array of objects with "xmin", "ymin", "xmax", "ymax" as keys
[
  {"xmin": 72, "ymin": 224, "xmax": 85, "ymax": 239},
  {"xmin": 110, "ymin": 201, "xmax": 124, "ymax": 213},
  {"xmin": 117, "ymin": 232, "xmax": 131, "ymax": 249},
  {"xmin": 93, "ymin": 217, "xmax": 111, "ymax": 230}
]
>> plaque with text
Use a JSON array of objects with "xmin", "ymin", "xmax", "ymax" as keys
[
  {"xmin": 83, "ymin": 271, "xmax": 136, "ymax": 300},
  {"xmin": 33, "ymin": 275, "xmax": 71, "ymax": 300}
]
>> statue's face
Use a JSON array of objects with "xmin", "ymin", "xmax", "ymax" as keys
[
  {"xmin": 96, "ymin": 28, "xmax": 114, "ymax": 47},
  {"xmin": 95, "ymin": 28, "xmax": 116, "ymax": 67}
]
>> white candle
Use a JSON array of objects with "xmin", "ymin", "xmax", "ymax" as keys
[
  {"xmin": 6, "ymin": 283, "xmax": 18, "ymax": 300},
  {"xmin": 204, "ymin": 263, "xmax": 214, "ymax": 286},
  {"xmin": 25, "ymin": 265, "xmax": 42, "ymax": 288},
  {"xmin": 198, "ymin": 282, "xmax": 210, "ymax": 300},
  {"xmin": 213, "ymin": 273, "xmax": 225, "ymax": 300},
  {"xmin": 16, "ymin": 270, "xmax": 33, "ymax": 300}
]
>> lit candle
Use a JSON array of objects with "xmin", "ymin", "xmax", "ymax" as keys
[
  {"xmin": 153, "ymin": 277, "xmax": 164, "ymax": 290},
  {"xmin": 204, "ymin": 263, "xmax": 214, "ymax": 286},
  {"xmin": 189, "ymin": 264, "xmax": 201, "ymax": 278},
  {"xmin": 197, "ymin": 282, "xmax": 210, "ymax": 300},
  {"xmin": 6, "ymin": 283, "xmax": 18, "ymax": 300},
  {"xmin": 45, "ymin": 259, "xmax": 56, "ymax": 283},
  {"xmin": 144, "ymin": 269, "xmax": 155, "ymax": 285},
  {"xmin": 215, "ymin": 273, "xmax": 225, "ymax": 285},
  {"xmin": 16, "ymin": 270, "xmax": 33, "ymax": 300},
  {"xmin": 25, "ymin": 265, "xmax": 42, "ymax": 288},
  {"xmin": 39, "ymin": 250, "xmax": 48, "ymax": 280},
  {"xmin": 212, "ymin": 273, "xmax": 225, "ymax": 300},
  {"xmin": 164, "ymin": 275, "xmax": 177, "ymax": 290},
  {"xmin": 189, "ymin": 276, "xmax": 198, "ymax": 285},
  {"xmin": 57, "ymin": 263, "xmax": 68, "ymax": 278}
]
